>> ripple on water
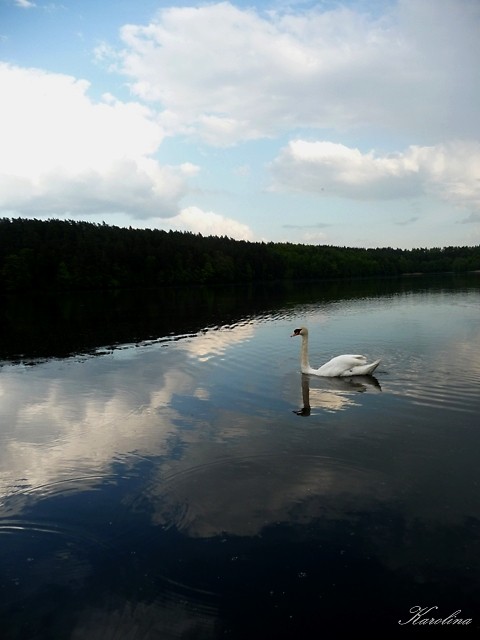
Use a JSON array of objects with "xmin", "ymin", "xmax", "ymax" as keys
[
  {"xmin": 386, "ymin": 363, "xmax": 480, "ymax": 416},
  {"xmin": 120, "ymin": 451, "xmax": 392, "ymax": 595},
  {"xmin": 0, "ymin": 474, "xmax": 142, "ymax": 638},
  {"xmin": 0, "ymin": 518, "xmax": 112, "ymax": 599}
]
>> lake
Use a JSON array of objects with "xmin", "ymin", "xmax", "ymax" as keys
[{"xmin": 1, "ymin": 275, "xmax": 479, "ymax": 638}]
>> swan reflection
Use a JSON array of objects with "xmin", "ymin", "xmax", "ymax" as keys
[{"xmin": 294, "ymin": 373, "xmax": 381, "ymax": 415}]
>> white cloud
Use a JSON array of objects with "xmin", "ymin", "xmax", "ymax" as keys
[
  {"xmin": 301, "ymin": 230, "xmax": 329, "ymax": 245},
  {"xmin": 173, "ymin": 206, "xmax": 254, "ymax": 240},
  {"xmin": 0, "ymin": 63, "xmax": 188, "ymax": 218},
  {"xmin": 14, "ymin": 0, "xmax": 36, "ymax": 8},
  {"xmin": 106, "ymin": 0, "xmax": 480, "ymax": 145},
  {"xmin": 178, "ymin": 162, "xmax": 200, "ymax": 177},
  {"xmin": 0, "ymin": 160, "xmax": 186, "ymax": 218},
  {"xmin": 270, "ymin": 140, "xmax": 480, "ymax": 211}
]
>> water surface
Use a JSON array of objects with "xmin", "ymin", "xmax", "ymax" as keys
[{"xmin": 1, "ymin": 276, "xmax": 479, "ymax": 638}]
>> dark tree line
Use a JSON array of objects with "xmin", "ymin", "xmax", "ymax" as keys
[{"xmin": 1, "ymin": 217, "xmax": 479, "ymax": 292}]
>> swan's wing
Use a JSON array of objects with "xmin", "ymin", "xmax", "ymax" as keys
[
  {"xmin": 328, "ymin": 354, "xmax": 367, "ymax": 368},
  {"xmin": 315, "ymin": 354, "xmax": 367, "ymax": 376}
]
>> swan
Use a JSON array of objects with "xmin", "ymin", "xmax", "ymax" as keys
[{"xmin": 291, "ymin": 326, "xmax": 381, "ymax": 377}]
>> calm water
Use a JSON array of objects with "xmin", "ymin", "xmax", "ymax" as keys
[{"xmin": 1, "ymin": 276, "xmax": 479, "ymax": 638}]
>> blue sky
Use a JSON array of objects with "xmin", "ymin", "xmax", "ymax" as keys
[{"xmin": 1, "ymin": 0, "xmax": 479, "ymax": 248}]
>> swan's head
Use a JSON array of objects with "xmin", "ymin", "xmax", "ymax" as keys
[{"xmin": 291, "ymin": 326, "xmax": 308, "ymax": 338}]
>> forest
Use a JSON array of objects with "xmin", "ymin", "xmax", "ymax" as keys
[{"xmin": 1, "ymin": 217, "xmax": 479, "ymax": 292}]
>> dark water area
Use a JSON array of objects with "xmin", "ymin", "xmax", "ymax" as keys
[
  {"xmin": 0, "ymin": 273, "xmax": 476, "ymax": 361},
  {"xmin": 1, "ymin": 274, "xmax": 480, "ymax": 638}
]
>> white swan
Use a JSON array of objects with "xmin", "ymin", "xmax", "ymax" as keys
[{"xmin": 291, "ymin": 326, "xmax": 381, "ymax": 377}]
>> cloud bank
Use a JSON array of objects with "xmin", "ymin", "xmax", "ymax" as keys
[
  {"xmin": 110, "ymin": 0, "xmax": 480, "ymax": 145},
  {"xmin": 270, "ymin": 140, "xmax": 480, "ymax": 210},
  {"xmin": 0, "ymin": 63, "xmax": 186, "ymax": 219}
]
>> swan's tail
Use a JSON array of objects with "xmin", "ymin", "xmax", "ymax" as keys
[
  {"xmin": 344, "ymin": 359, "xmax": 381, "ymax": 377},
  {"xmin": 360, "ymin": 359, "xmax": 381, "ymax": 376}
]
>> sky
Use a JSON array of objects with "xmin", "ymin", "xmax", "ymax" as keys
[{"xmin": 0, "ymin": 0, "xmax": 479, "ymax": 248}]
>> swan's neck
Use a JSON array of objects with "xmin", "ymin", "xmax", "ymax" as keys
[{"xmin": 301, "ymin": 334, "xmax": 310, "ymax": 372}]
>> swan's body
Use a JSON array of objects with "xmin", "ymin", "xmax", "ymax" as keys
[{"xmin": 291, "ymin": 327, "xmax": 381, "ymax": 377}]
